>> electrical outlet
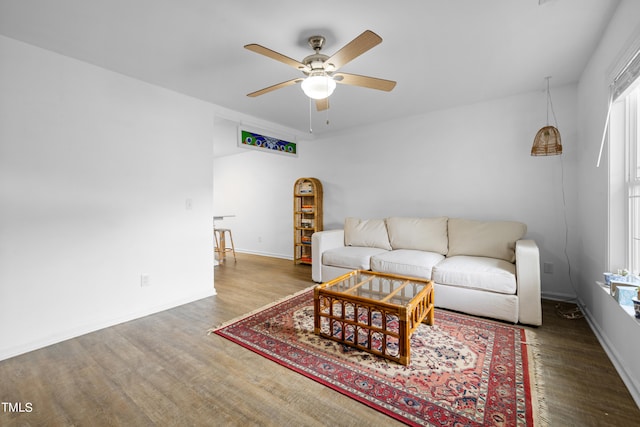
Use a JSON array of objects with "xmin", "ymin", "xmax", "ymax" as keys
[
  {"xmin": 543, "ymin": 262, "xmax": 554, "ymax": 274},
  {"xmin": 140, "ymin": 275, "xmax": 150, "ymax": 287}
]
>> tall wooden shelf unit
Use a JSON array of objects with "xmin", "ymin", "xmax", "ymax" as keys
[{"xmin": 293, "ymin": 177, "xmax": 323, "ymax": 265}]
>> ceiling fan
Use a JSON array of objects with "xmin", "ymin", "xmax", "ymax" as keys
[{"xmin": 244, "ymin": 30, "xmax": 396, "ymax": 111}]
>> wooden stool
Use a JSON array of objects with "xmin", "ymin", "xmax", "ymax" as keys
[{"xmin": 214, "ymin": 228, "xmax": 236, "ymax": 262}]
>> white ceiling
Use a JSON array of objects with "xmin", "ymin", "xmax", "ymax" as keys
[{"xmin": 0, "ymin": 0, "xmax": 620, "ymax": 136}]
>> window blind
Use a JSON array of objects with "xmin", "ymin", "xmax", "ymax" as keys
[
  {"xmin": 613, "ymin": 49, "xmax": 640, "ymax": 101},
  {"xmin": 597, "ymin": 48, "xmax": 640, "ymax": 167}
]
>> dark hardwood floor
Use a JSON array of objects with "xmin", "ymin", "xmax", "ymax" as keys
[{"xmin": 1, "ymin": 253, "xmax": 638, "ymax": 426}]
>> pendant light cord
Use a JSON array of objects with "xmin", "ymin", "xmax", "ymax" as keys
[
  {"xmin": 544, "ymin": 77, "xmax": 579, "ymax": 309},
  {"xmin": 549, "ymin": 78, "xmax": 575, "ymax": 300},
  {"xmin": 546, "ymin": 76, "xmax": 559, "ymax": 127}
]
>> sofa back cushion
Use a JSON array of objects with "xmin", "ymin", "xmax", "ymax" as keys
[
  {"xmin": 344, "ymin": 217, "xmax": 392, "ymax": 250},
  {"xmin": 447, "ymin": 218, "xmax": 526, "ymax": 262},
  {"xmin": 385, "ymin": 217, "xmax": 449, "ymax": 254}
]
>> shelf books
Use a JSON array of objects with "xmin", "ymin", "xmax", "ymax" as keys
[{"xmin": 298, "ymin": 182, "xmax": 313, "ymax": 194}]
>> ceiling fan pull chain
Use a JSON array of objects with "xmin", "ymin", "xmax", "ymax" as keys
[
  {"xmin": 325, "ymin": 96, "xmax": 330, "ymax": 125},
  {"xmin": 309, "ymin": 97, "xmax": 313, "ymax": 134}
]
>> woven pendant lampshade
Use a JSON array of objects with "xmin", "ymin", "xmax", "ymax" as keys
[
  {"xmin": 531, "ymin": 77, "xmax": 562, "ymax": 156},
  {"xmin": 531, "ymin": 125, "xmax": 562, "ymax": 156}
]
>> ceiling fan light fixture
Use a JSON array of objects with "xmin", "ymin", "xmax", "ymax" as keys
[{"xmin": 301, "ymin": 73, "xmax": 336, "ymax": 100}]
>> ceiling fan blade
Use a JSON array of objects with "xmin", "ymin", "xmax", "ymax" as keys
[
  {"xmin": 247, "ymin": 78, "xmax": 303, "ymax": 97},
  {"xmin": 325, "ymin": 30, "xmax": 382, "ymax": 71},
  {"xmin": 244, "ymin": 43, "xmax": 309, "ymax": 71},
  {"xmin": 315, "ymin": 98, "xmax": 329, "ymax": 111},
  {"xmin": 333, "ymin": 72, "xmax": 396, "ymax": 92}
]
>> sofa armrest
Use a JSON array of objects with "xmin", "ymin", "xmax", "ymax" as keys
[
  {"xmin": 312, "ymin": 229, "xmax": 345, "ymax": 283},
  {"xmin": 515, "ymin": 239, "xmax": 542, "ymax": 326}
]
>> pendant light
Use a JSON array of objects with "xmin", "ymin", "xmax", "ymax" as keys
[{"xmin": 531, "ymin": 76, "xmax": 562, "ymax": 156}]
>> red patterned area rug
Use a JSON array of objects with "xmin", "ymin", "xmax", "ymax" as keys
[{"xmin": 210, "ymin": 288, "xmax": 546, "ymax": 426}]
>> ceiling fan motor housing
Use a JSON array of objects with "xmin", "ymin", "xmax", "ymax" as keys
[
  {"xmin": 307, "ymin": 35, "xmax": 325, "ymax": 51},
  {"xmin": 303, "ymin": 36, "xmax": 334, "ymax": 74},
  {"xmin": 302, "ymin": 53, "xmax": 332, "ymax": 74}
]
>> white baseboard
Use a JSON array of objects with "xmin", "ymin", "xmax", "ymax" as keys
[
  {"xmin": 541, "ymin": 290, "xmax": 579, "ymax": 302},
  {"xmin": 234, "ymin": 248, "xmax": 293, "ymax": 260},
  {"xmin": 0, "ymin": 288, "xmax": 216, "ymax": 362},
  {"xmin": 578, "ymin": 300, "xmax": 640, "ymax": 408}
]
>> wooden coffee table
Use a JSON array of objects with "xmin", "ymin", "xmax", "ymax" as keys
[{"xmin": 313, "ymin": 270, "xmax": 434, "ymax": 365}]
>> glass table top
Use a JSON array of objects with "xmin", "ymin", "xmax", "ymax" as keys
[{"xmin": 321, "ymin": 270, "xmax": 430, "ymax": 306}]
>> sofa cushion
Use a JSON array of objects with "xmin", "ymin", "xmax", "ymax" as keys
[
  {"xmin": 322, "ymin": 246, "xmax": 388, "ymax": 270},
  {"xmin": 371, "ymin": 249, "xmax": 445, "ymax": 280},
  {"xmin": 344, "ymin": 217, "xmax": 392, "ymax": 250},
  {"xmin": 447, "ymin": 218, "xmax": 526, "ymax": 262},
  {"xmin": 385, "ymin": 216, "xmax": 448, "ymax": 254},
  {"xmin": 432, "ymin": 255, "xmax": 517, "ymax": 294}
]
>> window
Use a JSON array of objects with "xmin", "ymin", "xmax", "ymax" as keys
[
  {"xmin": 609, "ymin": 64, "xmax": 640, "ymax": 274},
  {"xmin": 627, "ymin": 85, "xmax": 640, "ymax": 273}
]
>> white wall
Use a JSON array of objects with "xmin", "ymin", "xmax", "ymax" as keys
[
  {"xmin": 576, "ymin": 0, "xmax": 640, "ymax": 405},
  {"xmin": 0, "ymin": 36, "xmax": 215, "ymax": 360},
  {"xmin": 214, "ymin": 85, "xmax": 579, "ymax": 300},
  {"xmin": 213, "ymin": 117, "xmax": 314, "ymax": 258}
]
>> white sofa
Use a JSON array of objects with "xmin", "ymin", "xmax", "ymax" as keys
[{"xmin": 311, "ymin": 217, "xmax": 542, "ymax": 326}]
